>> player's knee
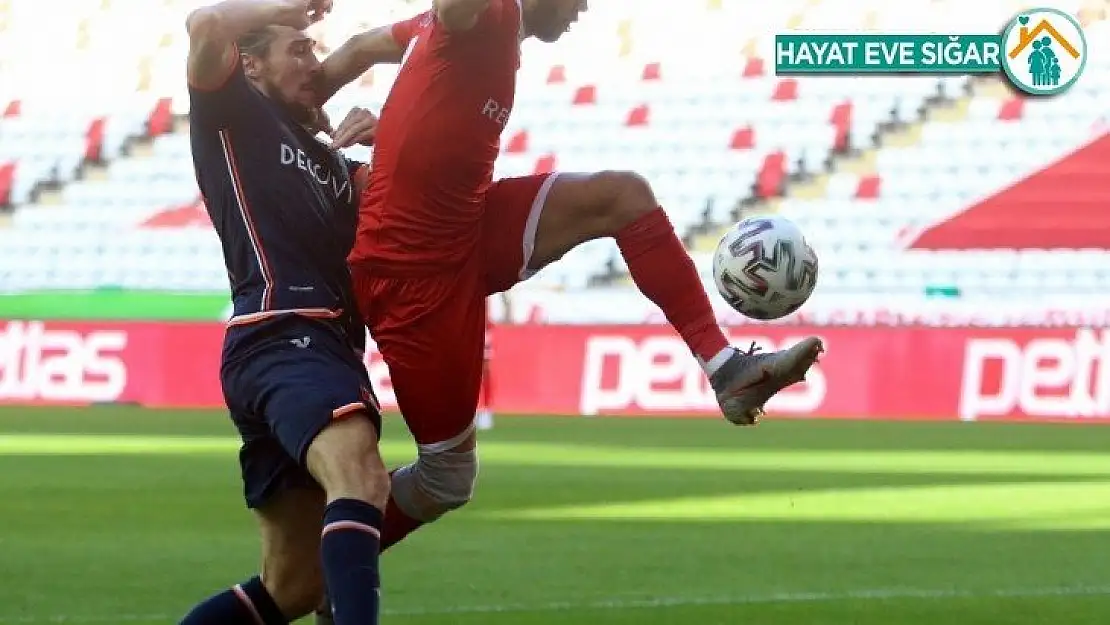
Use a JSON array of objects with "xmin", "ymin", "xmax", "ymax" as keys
[
  {"xmin": 391, "ymin": 446, "xmax": 479, "ymax": 521},
  {"xmin": 592, "ymin": 170, "xmax": 658, "ymax": 230},
  {"xmin": 305, "ymin": 414, "xmax": 390, "ymax": 509}
]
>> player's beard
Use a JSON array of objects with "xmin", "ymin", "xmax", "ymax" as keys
[
  {"xmin": 268, "ymin": 79, "xmax": 317, "ymax": 127},
  {"xmin": 285, "ymin": 100, "xmax": 316, "ymax": 127}
]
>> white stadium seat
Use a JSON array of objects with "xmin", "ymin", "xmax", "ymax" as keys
[{"xmin": 0, "ymin": 0, "xmax": 1107, "ymax": 299}]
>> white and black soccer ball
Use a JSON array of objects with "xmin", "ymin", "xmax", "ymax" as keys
[{"xmin": 712, "ymin": 215, "xmax": 819, "ymax": 320}]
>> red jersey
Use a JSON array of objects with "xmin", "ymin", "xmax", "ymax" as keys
[{"xmin": 348, "ymin": 1, "xmax": 523, "ymax": 274}]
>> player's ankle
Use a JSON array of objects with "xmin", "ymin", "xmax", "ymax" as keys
[{"xmin": 701, "ymin": 346, "xmax": 736, "ymax": 377}]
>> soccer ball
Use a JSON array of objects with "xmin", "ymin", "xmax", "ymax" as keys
[{"xmin": 711, "ymin": 215, "xmax": 819, "ymax": 320}]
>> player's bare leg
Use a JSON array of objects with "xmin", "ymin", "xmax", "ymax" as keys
[
  {"xmin": 528, "ymin": 171, "xmax": 823, "ymax": 424},
  {"xmin": 179, "ymin": 488, "xmax": 325, "ymax": 624},
  {"xmin": 317, "ymin": 433, "xmax": 480, "ymax": 624},
  {"xmin": 315, "ymin": 429, "xmax": 479, "ymax": 624},
  {"xmin": 255, "ymin": 489, "xmax": 328, "ymax": 618},
  {"xmin": 303, "ymin": 414, "xmax": 390, "ymax": 625}
]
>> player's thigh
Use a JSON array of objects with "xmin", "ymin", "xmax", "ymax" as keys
[
  {"xmin": 368, "ymin": 269, "xmax": 487, "ymax": 447},
  {"xmin": 481, "ymin": 173, "xmax": 562, "ymax": 294},
  {"xmin": 253, "ymin": 487, "xmax": 327, "ymax": 619},
  {"xmin": 235, "ymin": 423, "xmax": 323, "ymax": 511},
  {"xmin": 224, "ymin": 318, "xmax": 385, "ymax": 500},
  {"xmin": 483, "ymin": 171, "xmax": 652, "ymax": 289},
  {"xmin": 383, "ymin": 309, "xmax": 486, "ymax": 448},
  {"xmin": 224, "ymin": 357, "xmax": 323, "ymax": 511}
]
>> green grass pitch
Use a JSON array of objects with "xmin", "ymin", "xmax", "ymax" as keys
[{"xmin": 3, "ymin": 406, "xmax": 1110, "ymax": 624}]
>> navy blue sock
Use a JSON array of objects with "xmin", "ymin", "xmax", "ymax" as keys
[
  {"xmin": 179, "ymin": 575, "xmax": 286, "ymax": 625},
  {"xmin": 320, "ymin": 498, "xmax": 383, "ymax": 625}
]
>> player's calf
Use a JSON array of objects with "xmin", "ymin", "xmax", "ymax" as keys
[
  {"xmin": 530, "ymin": 171, "xmax": 820, "ymax": 422},
  {"xmin": 179, "ymin": 481, "xmax": 325, "ymax": 625},
  {"xmin": 255, "ymin": 488, "xmax": 328, "ymax": 618},
  {"xmin": 595, "ymin": 173, "xmax": 822, "ymax": 421},
  {"xmin": 533, "ymin": 170, "xmax": 733, "ymax": 375},
  {"xmin": 304, "ymin": 415, "xmax": 390, "ymax": 625}
]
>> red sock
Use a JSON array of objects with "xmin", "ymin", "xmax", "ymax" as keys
[
  {"xmin": 379, "ymin": 470, "xmax": 425, "ymax": 552},
  {"xmin": 616, "ymin": 208, "xmax": 730, "ymax": 364}
]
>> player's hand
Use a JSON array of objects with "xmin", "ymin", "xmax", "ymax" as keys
[
  {"xmin": 330, "ymin": 107, "xmax": 379, "ymax": 148},
  {"xmin": 306, "ymin": 0, "xmax": 333, "ymax": 23},
  {"xmin": 286, "ymin": 0, "xmax": 331, "ymax": 28}
]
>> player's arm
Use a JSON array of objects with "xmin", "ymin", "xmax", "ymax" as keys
[
  {"xmin": 315, "ymin": 25, "xmax": 406, "ymax": 104},
  {"xmin": 433, "ymin": 0, "xmax": 492, "ymax": 32},
  {"xmin": 186, "ymin": 0, "xmax": 323, "ymax": 91}
]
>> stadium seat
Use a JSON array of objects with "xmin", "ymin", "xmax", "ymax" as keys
[
  {"xmin": 0, "ymin": 0, "xmax": 1106, "ymax": 302},
  {"xmin": 0, "ymin": 160, "xmax": 13, "ymax": 206}
]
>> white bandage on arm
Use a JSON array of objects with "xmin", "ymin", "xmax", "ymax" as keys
[{"xmin": 390, "ymin": 447, "xmax": 480, "ymax": 522}]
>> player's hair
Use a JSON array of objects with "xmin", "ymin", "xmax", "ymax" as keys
[{"xmin": 237, "ymin": 26, "xmax": 278, "ymax": 58}]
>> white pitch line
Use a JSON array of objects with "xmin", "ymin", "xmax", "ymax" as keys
[{"xmin": 3, "ymin": 585, "xmax": 1110, "ymax": 623}]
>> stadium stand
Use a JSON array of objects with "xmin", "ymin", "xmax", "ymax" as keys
[{"xmin": 0, "ymin": 0, "xmax": 1107, "ymax": 299}]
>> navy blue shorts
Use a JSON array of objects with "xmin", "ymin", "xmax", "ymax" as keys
[{"xmin": 220, "ymin": 314, "xmax": 381, "ymax": 509}]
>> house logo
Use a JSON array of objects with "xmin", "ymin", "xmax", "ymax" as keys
[{"xmin": 1000, "ymin": 7, "xmax": 1087, "ymax": 95}]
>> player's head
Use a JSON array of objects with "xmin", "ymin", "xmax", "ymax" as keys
[
  {"xmin": 239, "ymin": 25, "xmax": 322, "ymax": 125},
  {"xmin": 523, "ymin": 0, "xmax": 587, "ymax": 43}
]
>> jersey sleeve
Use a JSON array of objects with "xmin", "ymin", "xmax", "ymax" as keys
[
  {"xmin": 390, "ymin": 11, "xmax": 431, "ymax": 48},
  {"xmin": 187, "ymin": 47, "xmax": 254, "ymax": 128}
]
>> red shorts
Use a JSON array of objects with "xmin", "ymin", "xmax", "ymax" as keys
[{"xmin": 351, "ymin": 174, "xmax": 559, "ymax": 447}]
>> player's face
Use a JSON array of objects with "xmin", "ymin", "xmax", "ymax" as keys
[
  {"xmin": 248, "ymin": 26, "xmax": 323, "ymax": 123},
  {"xmin": 527, "ymin": 0, "xmax": 587, "ymax": 42}
]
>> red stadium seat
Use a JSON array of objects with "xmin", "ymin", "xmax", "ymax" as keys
[
  {"xmin": 572, "ymin": 84, "xmax": 596, "ymax": 105},
  {"xmin": 998, "ymin": 97, "xmax": 1025, "ymax": 121},
  {"xmin": 830, "ymin": 101, "xmax": 853, "ymax": 150},
  {"xmin": 756, "ymin": 151, "xmax": 786, "ymax": 198},
  {"xmin": 546, "ymin": 64, "xmax": 566, "ymax": 84},
  {"xmin": 141, "ymin": 197, "xmax": 211, "ymax": 228},
  {"xmin": 534, "ymin": 153, "xmax": 557, "ymax": 174},
  {"xmin": 641, "ymin": 62, "xmax": 661, "ymax": 81},
  {"xmin": 830, "ymin": 100, "xmax": 852, "ymax": 126},
  {"xmin": 84, "ymin": 117, "xmax": 106, "ymax": 162},
  {"xmin": 729, "ymin": 126, "xmax": 754, "ymax": 150},
  {"xmin": 2, "ymin": 99, "xmax": 19, "ymax": 118},
  {"xmin": 855, "ymin": 175, "xmax": 881, "ymax": 199},
  {"xmin": 625, "ymin": 104, "xmax": 649, "ymax": 127},
  {"xmin": 0, "ymin": 161, "xmax": 14, "ymax": 206},
  {"xmin": 505, "ymin": 130, "xmax": 529, "ymax": 153},
  {"xmin": 741, "ymin": 57, "xmax": 764, "ymax": 78},
  {"xmin": 772, "ymin": 78, "xmax": 798, "ymax": 101},
  {"xmin": 147, "ymin": 97, "xmax": 174, "ymax": 137}
]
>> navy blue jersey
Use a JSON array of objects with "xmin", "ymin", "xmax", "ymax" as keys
[{"xmin": 189, "ymin": 63, "xmax": 364, "ymax": 325}]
